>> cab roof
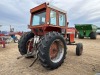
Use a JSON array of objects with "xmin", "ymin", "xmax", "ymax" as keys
[{"xmin": 30, "ymin": 2, "xmax": 66, "ymax": 14}]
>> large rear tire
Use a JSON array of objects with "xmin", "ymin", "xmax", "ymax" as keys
[
  {"xmin": 38, "ymin": 32, "xmax": 67, "ymax": 69},
  {"xmin": 18, "ymin": 32, "xmax": 34, "ymax": 56},
  {"xmin": 90, "ymin": 32, "xmax": 96, "ymax": 39}
]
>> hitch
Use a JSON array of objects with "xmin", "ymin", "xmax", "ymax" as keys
[
  {"xmin": 17, "ymin": 51, "xmax": 39, "ymax": 67},
  {"xmin": 29, "ymin": 51, "xmax": 39, "ymax": 67}
]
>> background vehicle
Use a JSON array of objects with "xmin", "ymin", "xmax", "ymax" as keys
[{"xmin": 75, "ymin": 24, "xmax": 100, "ymax": 39}]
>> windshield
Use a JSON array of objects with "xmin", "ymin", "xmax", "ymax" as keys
[{"xmin": 32, "ymin": 11, "xmax": 46, "ymax": 26}]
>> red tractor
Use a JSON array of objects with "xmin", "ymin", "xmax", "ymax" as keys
[{"xmin": 18, "ymin": 3, "xmax": 83, "ymax": 69}]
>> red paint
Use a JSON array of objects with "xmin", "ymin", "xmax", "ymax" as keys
[
  {"xmin": 28, "ymin": 3, "xmax": 76, "ymax": 44},
  {"xmin": 67, "ymin": 27, "xmax": 76, "ymax": 43},
  {"xmin": 29, "ymin": 3, "xmax": 68, "ymax": 36},
  {"xmin": 0, "ymin": 38, "xmax": 5, "ymax": 48}
]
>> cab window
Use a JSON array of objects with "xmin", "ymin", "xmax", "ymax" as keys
[
  {"xmin": 59, "ymin": 14, "xmax": 65, "ymax": 26},
  {"xmin": 32, "ymin": 11, "xmax": 46, "ymax": 26},
  {"xmin": 50, "ymin": 10, "xmax": 56, "ymax": 25}
]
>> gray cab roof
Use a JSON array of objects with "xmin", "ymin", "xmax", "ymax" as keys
[{"xmin": 46, "ymin": 3, "xmax": 67, "ymax": 13}]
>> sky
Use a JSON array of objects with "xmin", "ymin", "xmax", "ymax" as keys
[{"xmin": 0, "ymin": 0, "xmax": 100, "ymax": 31}]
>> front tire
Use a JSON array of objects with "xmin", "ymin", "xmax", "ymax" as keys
[
  {"xmin": 76, "ymin": 43, "xmax": 83, "ymax": 56},
  {"xmin": 38, "ymin": 32, "xmax": 67, "ymax": 69}
]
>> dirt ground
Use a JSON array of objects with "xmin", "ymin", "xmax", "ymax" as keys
[{"xmin": 0, "ymin": 35, "xmax": 100, "ymax": 75}]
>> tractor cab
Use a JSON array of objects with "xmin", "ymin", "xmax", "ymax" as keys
[{"xmin": 28, "ymin": 3, "xmax": 68, "ymax": 36}]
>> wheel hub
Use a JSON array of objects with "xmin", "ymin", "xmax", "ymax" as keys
[
  {"xmin": 27, "ymin": 39, "xmax": 34, "ymax": 52},
  {"xmin": 26, "ymin": 38, "xmax": 35, "ymax": 57},
  {"xmin": 28, "ymin": 41, "xmax": 33, "ymax": 52},
  {"xmin": 26, "ymin": 36, "xmax": 39, "ymax": 57},
  {"xmin": 50, "ymin": 42, "xmax": 58, "ymax": 59},
  {"xmin": 49, "ymin": 39, "xmax": 64, "ymax": 63}
]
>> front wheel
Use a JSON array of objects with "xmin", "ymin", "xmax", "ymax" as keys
[
  {"xmin": 38, "ymin": 32, "xmax": 67, "ymax": 69},
  {"xmin": 76, "ymin": 43, "xmax": 83, "ymax": 56}
]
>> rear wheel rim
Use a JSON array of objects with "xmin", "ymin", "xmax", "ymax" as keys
[
  {"xmin": 49, "ymin": 39, "xmax": 64, "ymax": 63},
  {"xmin": 26, "ymin": 38, "xmax": 34, "ymax": 54}
]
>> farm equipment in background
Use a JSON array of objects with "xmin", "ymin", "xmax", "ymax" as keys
[
  {"xmin": 0, "ymin": 25, "xmax": 23, "ymax": 44},
  {"xmin": 97, "ymin": 28, "xmax": 100, "ymax": 35},
  {"xmin": 0, "ymin": 25, "xmax": 6, "ymax": 48},
  {"xmin": 10, "ymin": 25, "xmax": 24, "ymax": 42},
  {"xmin": 18, "ymin": 3, "xmax": 83, "ymax": 69},
  {"xmin": 75, "ymin": 24, "xmax": 100, "ymax": 39},
  {"xmin": 9, "ymin": 32, "xmax": 23, "ymax": 43},
  {"xmin": 9, "ymin": 26, "xmax": 19, "ymax": 43},
  {"xmin": 0, "ymin": 31, "xmax": 23, "ymax": 44},
  {"xmin": 0, "ymin": 34, "xmax": 6, "ymax": 48}
]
